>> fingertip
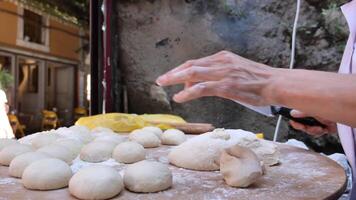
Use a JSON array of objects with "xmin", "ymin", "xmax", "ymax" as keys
[{"xmin": 290, "ymin": 109, "xmax": 302, "ymax": 117}]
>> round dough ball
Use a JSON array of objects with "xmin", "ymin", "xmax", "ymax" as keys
[
  {"xmin": 94, "ymin": 134, "xmax": 126, "ymax": 145},
  {"xmin": 69, "ymin": 165, "xmax": 123, "ymax": 200},
  {"xmin": 220, "ymin": 145, "xmax": 263, "ymax": 188},
  {"xmin": 31, "ymin": 133, "xmax": 61, "ymax": 149},
  {"xmin": 124, "ymin": 160, "xmax": 172, "ymax": 193},
  {"xmin": 22, "ymin": 158, "xmax": 72, "ymax": 190},
  {"xmin": 37, "ymin": 145, "xmax": 76, "ymax": 164},
  {"xmin": 161, "ymin": 129, "xmax": 186, "ymax": 145},
  {"xmin": 0, "ymin": 144, "xmax": 33, "ymax": 166},
  {"xmin": 142, "ymin": 126, "xmax": 163, "ymax": 139},
  {"xmin": 9, "ymin": 152, "xmax": 50, "ymax": 178},
  {"xmin": 112, "ymin": 141, "xmax": 145, "ymax": 164},
  {"xmin": 129, "ymin": 130, "xmax": 160, "ymax": 148},
  {"xmin": 80, "ymin": 141, "xmax": 117, "ymax": 162},
  {"xmin": 0, "ymin": 139, "xmax": 18, "ymax": 151},
  {"xmin": 54, "ymin": 138, "xmax": 83, "ymax": 155}
]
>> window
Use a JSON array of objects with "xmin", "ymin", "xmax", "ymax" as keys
[
  {"xmin": 23, "ymin": 10, "xmax": 43, "ymax": 44},
  {"xmin": 17, "ymin": 7, "xmax": 49, "ymax": 52}
]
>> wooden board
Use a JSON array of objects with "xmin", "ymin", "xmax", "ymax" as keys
[{"xmin": 0, "ymin": 143, "xmax": 346, "ymax": 200}]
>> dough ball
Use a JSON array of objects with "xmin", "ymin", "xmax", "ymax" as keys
[
  {"xmin": 168, "ymin": 136, "xmax": 227, "ymax": 171},
  {"xmin": 69, "ymin": 165, "xmax": 123, "ymax": 200},
  {"xmin": 9, "ymin": 152, "xmax": 50, "ymax": 178},
  {"xmin": 91, "ymin": 127, "xmax": 114, "ymax": 134},
  {"xmin": 0, "ymin": 139, "xmax": 18, "ymax": 151},
  {"xmin": 94, "ymin": 134, "xmax": 126, "ymax": 145},
  {"xmin": 32, "ymin": 133, "xmax": 61, "ymax": 149},
  {"xmin": 124, "ymin": 160, "xmax": 172, "ymax": 193},
  {"xmin": 129, "ymin": 130, "xmax": 160, "ymax": 148},
  {"xmin": 22, "ymin": 158, "xmax": 72, "ymax": 190},
  {"xmin": 142, "ymin": 126, "xmax": 163, "ymax": 139},
  {"xmin": 207, "ymin": 128, "xmax": 230, "ymax": 140},
  {"xmin": 80, "ymin": 141, "xmax": 117, "ymax": 162},
  {"xmin": 220, "ymin": 145, "xmax": 263, "ymax": 188},
  {"xmin": 54, "ymin": 138, "xmax": 84, "ymax": 155},
  {"xmin": 161, "ymin": 129, "xmax": 186, "ymax": 145},
  {"xmin": 58, "ymin": 126, "xmax": 93, "ymax": 144},
  {"xmin": 37, "ymin": 145, "xmax": 76, "ymax": 164},
  {"xmin": 112, "ymin": 141, "xmax": 145, "ymax": 164},
  {"xmin": 0, "ymin": 144, "xmax": 34, "ymax": 166}
]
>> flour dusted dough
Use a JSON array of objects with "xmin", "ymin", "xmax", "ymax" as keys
[
  {"xmin": 9, "ymin": 152, "xmax": 50, "ymax": 178},
  {"xmin": 168, "ymin": 129, "xmax": 279, "ymax": 171},
  {"xmin": 124, "ymin": 160, "xmax": 172, "ymax": 193},
  {"xmin": 94, "ymin": 134, "xmax": 126, "ymax": 145},
  {"xmin": 54, "ymin": 138, "xmax": 83, "ymax": 155},
  {"xmin": 112, "ymin": 141, "xmax": 145, "ymax": 164},
  {"xmin": 22, "ymin": 158, "xmax": 72, "ymax": 190},
  {"xmin": 220, "ymin": 145, "xmax": 263, "ymax": 188},
  {"xmin": 69, "ymin": 165, "xmax": 123, "ymax": 200},
  {"xmin": 161, "ymin": 129, "xmax": 186, "ymax": 145},
  {"xmin": 0, "ymin": 139, "xmax": 18, "ymax": 151},
  {"xmin": 31, "ymin": 132, "xmax": 61, "ymax": 149},
  {"xmin": 37, "ymin": 144, "xmax": 77, "ymax": 164},
  {"xmin": 0, "ymin": 144, "xmax": 34, "ymax": 166},
  {"xmin": 142, "ymin": 126, "xmax": 163, "ymax": 139},
  {"xmin": 80, "ymin": 141, "xmax": 117, "ymax": 162},
  {"xmin": 129, "ymin": 129, "xmax": 160, "ymax": 148}
]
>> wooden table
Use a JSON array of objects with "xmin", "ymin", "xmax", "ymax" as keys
[{"xmin": 0, "ymin": 143, "xmax": 347, "ymax": 200}]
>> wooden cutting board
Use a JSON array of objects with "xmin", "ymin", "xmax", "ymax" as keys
[{"xmin": 0, "ymin": 143, "xmax": 347, "ymax": 200}]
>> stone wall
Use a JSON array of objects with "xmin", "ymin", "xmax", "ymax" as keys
[{"xmin": 115, "ymin": 0, "xmax": 348, "ymax": 152}]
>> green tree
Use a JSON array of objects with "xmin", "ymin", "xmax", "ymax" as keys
[{"xmin": 0, "ymin": 70, "xmax": 14, "ymax": 90}]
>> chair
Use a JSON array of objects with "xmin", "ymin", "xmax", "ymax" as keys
[
  {"xmin": 41, "ymin": 110, "xmax": 59, "ymax": 131},
  {"xmin": 8, "ymin": 114, "xmax": 26, "ymax": 138}
]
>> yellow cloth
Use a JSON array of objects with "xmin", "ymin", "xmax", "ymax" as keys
[{"xmin": 75, "ymin": 113, "xmax": 186, "ymax": 133}]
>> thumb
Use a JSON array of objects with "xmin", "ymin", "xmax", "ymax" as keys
[{"xmin": 290, "ymin": 109, "xmax": 308, "ymax": 118}]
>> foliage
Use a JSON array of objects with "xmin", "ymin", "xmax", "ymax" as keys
[
  {"xmin": 16, "ymin": 0, "xmax": 89, "ymax": 27},
  {"xmin": 0, "ymin": 70, "xmax": 14, "ymax": 90}
]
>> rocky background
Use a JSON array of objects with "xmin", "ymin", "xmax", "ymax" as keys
[{"xmin": 114, "ymin": 0, "xmax": 349, "ymax": 153}]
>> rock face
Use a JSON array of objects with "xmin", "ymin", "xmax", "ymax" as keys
[{"xmin": 115, "ymin": 0, "xmax": 348, "ymax": 151}]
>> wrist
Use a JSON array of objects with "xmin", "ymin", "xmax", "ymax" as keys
[{"xmin": 261, "ymin": 67, "xmax": 288, "ymax": 106}]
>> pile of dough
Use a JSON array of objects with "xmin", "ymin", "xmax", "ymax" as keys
[
  {"xmin": 56, "ymin": 126, "xmax": 93, "ymax": 144},
  {"xmin": 31, "ymin": 133, "xmax": 61, "ymax": 149},
  {"xmin": 142, "ymin": 126, "xmax": 163, "ymax": 139},
  {"xmin": 94, "ymin": 134, "xmax": 126, "ymax": 145},
  {"xmin": 37, "ymin": 144, "xmax": 77, "ymax": 164},
  {"xmin": 112, "ymin": 141, "xmax": 145, "ymax": 164},
  {"xmin": 129, "ymin": 129, "xmax": 160, "ymax": 148},
  {"xmin": 0, "ymin": 139, "xmax": 18, "ymax": 150},
  {"xmin": 161, "ymin": 129, "xmax": 186, "ymax": 145},
  {"xmin": 80, "ymin": 141, "xmax": 117, "ymax": 162},
  {"xmin": 22, "ymin": 158, "xmax": 72, "ymax": 190},
  {"xmin": 69, "ymin": 165, "xmax": 123, "ymax": 200},
  {"xmin": 168, "ymin": 129, "xmax": 279, "ymax": 171},
  {"xmin": 220, "ymin": 145, "xmax": 263, "ymax": 187},
  {"xmin": 0, "ymin": 144, "xmax": 34, "ymax": 166},
  {"xmin": 9, "ymin": 152, "xmax": 50, "ymax": 178},
  {"xmin": 53, "ymin": 138, "xmax": 83, "ymax": 155},
  {"xmin": 124, "ymin": 160, "xmax": 172, "ymax": 193}
]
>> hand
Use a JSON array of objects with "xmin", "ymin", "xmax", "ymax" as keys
[
  {"xmin": 156, "ymin": 51, "xmax": 278, "ymax": 105},
  {"xmin": 289, "ymin": 110, "xmax": 337, "ymax": 137}
]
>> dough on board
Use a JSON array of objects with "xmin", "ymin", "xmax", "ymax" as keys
[
  {"xmin": 142, "ymin": 126, "xmax": 163, "ymax": 139},
  {"xmin": 0, "ymin": 144, "xmax": 34, "ymax": 166},
  {"xmin": 53, "ymin": 138, "xmax": 84, "ymax": 155},
  {"xmin": 161, "ymin": 129, "xmax": 186, "ymax": 145},
  {"xmin": 80, "ymin": 141, "xmax": 117, "ymax": 162},
  {"xmin": 69, "ymin": 165, "xmax": 123, "ymax": 200},
  {"xmin": 129, "ymin": 129, "xmax": 160, "ymax": 148},
  {"xmin": 9, "ymin": 152, "xmax": 51, "ymax": 178},
  {"xmin": 22, "ymin": 158, "xmax": 72, "ymax": 190},
  {"xmin": 220, "ymin": 145, "xmax": 263, "ymax": 187},
  {"xmin": 37, "ymin": 144, "xmax": 77, "ymax": 164},
  {"xmin": 0, "ymin": 139, "xmax": 18, "ymax": 151},
  {"xmin": 112, "ymin": 141, "xmax": 145, "ymax": 164},
  {"xmin": 31, "ymin": 132, "xmax": 61, "ymax": 149},
  {"xmin": 124, "ymin": 160, "xmax": 172, "ymax": 193}
]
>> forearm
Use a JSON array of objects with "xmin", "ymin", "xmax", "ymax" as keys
[{"xmin": 266, "ymin": 68, "xmax": 356, "ymax": 127}]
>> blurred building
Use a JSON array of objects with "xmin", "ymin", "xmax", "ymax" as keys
[{"xmin": 0, "ymin": 1, "xmax": 89, "ymax": 132}]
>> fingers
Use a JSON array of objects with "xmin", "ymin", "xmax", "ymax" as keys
[
  {"xmin": 173, "ymin": 81, "xmax": 221, "ymax": 103},
  {"xmin": 289, "ymin": 120, "xmax": 327, "ymax": 137},
  {"xmin": 156, "ymin": 66, "xmax": 230, "ymax": 86},
  {"xmin": 290, "ymin": 109, "xmax": 308, "ymax": 118}
]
